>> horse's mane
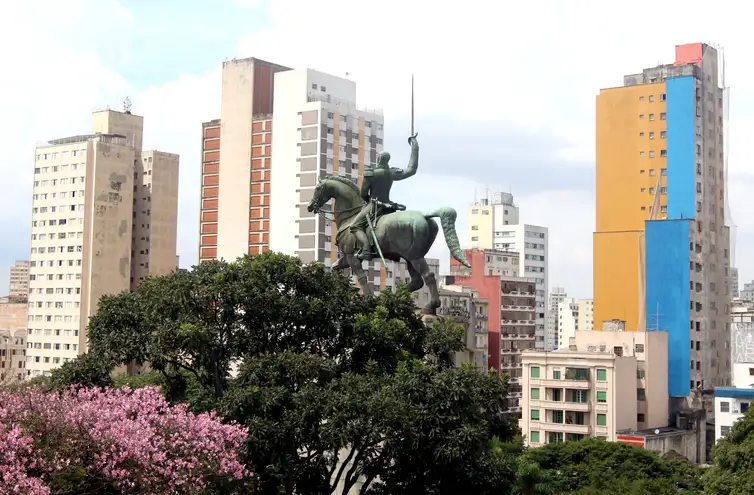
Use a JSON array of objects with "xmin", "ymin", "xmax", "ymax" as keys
[{"xmin": 324, "ymin": 175, "xmax": 361, "ymax": 197}]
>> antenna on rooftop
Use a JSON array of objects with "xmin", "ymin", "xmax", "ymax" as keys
[
  {"xmin": 345, "ymin": 71, "xmax": 351, "ymax": 79},
  {"xmin": 123, "ymin": 97, "xmax": 132, "ymax": 114}
]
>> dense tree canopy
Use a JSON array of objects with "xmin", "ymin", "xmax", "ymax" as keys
[{"xmin": 50, "ymin": 252, "xmax": 515, "ymax": 494}]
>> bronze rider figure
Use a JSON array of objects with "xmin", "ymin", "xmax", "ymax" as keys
[{"xmin": 332, "ymin": 134, "xmax": 419, "ymax": 269}]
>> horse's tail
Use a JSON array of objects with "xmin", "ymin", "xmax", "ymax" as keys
[{"xmin": 424, "ymin": 207, "xmax": 471, "ymax": 268}]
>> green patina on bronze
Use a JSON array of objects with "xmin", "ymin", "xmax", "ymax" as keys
[{"xmin": 307, "ymin": 135, "xmax": 470, "ymax": 315}]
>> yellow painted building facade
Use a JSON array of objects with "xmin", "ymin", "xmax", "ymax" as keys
[{"xmin": 594, "ymin": 83, "xmax": 668, "ymax": 331}]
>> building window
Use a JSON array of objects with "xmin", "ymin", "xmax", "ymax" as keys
[
  {"xmin": 596, "ymin": 368, "xmax": 607, "ymax": 381},
  {"xmin": 597, "ymin": 391, "xmax": 607, "ymax": 403},
  {"xmin": 649, "ymin": 95, "xmax": 655, "ymax": 102},
  {"xmin": 660, "ymin": 93, "xmax": 666, "ymax": 101},
  {"xmin": 530, "ymin": 366, "xmax": 540, "ymax": 378},
  {"xmin": 639, "ymin": 96, "xmax": 645, "ymax": 101},
  {"xmin": 637, "ymin": 388, "xmax": 646, "ymax": 401},
  {"xmin": 649, "ymin": 169, "xmax": 655, "ymax": 176},
  {"xmin": 639, "ymin": 132, "xmax": 645, "ymax": 137},
  {"xmin": 530, "ymin": 387, "xmax": 540, "ymax": 400},
  {"xmin": 649, "ymin": 151, "xmax": 655, "ymax": 158},
  {"xmin": 596, "ymin": 414, "xmax": 607, "ymax": 426},
  {"xmin": 661, "ymin": 131, "xmax": 666, "ymax": 139},
  {"xmin": 552, "ymin": 369, "xmax": 561, "ymax": 379},
  {"xmin": 720, "ymin": 425, "xmax": 731, "ymax": 436},
  {"xmin": 660, "ymin": 112, "xmax": 667, "ymax": 120},
  {"xmin": 649, "ymin": 114, "xmax": 655, "ymax": 121},
  {"xmin": 661, "ymin": 149, "xmax": 667, "ymax": 157},
  {"xmin": 530, "ymin": 431, "xmax": 540, "ymax": 443},
  {"xmin": 531, "ymin": 409, "xmax": 540, "ymax": 421},
  {"xmin": 649, "ymin": 132, "xmax": 655, "ymax": 139},
  {"xmin": 639, "ymin": 114, "xmax": 645, "ymax": 119},
  {"xmin": 637, "ymin": 413, "xmax": 646, "ymax": 423}
]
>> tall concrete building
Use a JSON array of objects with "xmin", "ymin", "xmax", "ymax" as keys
[
  {"xmin": 199, "ymin": 58, "xmax": 291, "ymax": 262},
  {"xmin": 27, "ymin": 109, "xmax": 179, "ymax": 377},
  {"xmin": 546, "ymin": 287, "xmax": 568, "ymax": 350},
  {"xmin": 594, "ymin": 43, "xmax": 731, "ymax": 400},
  {"xmin": 468, "ymin": 195, "xmax": 548, "ymax": 349},
  {"xmin": 9, "ymin": 260, "xmax": 29, "ymax": 298}
]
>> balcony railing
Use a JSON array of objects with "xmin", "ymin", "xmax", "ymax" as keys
[
  {"xmin": 502, "ymin": 319, "xmax": 536, "ymax": 325},
  {"xmin": 531, "ymin": 378, "xmax": 590, "ymax": 389},
  {"xmin": 540, "ymin": 422, "xmax": 591, "ymax": 434},
  {"xmin": 536, "ymin": 400, "xmax": 591, "ymax": 412}
]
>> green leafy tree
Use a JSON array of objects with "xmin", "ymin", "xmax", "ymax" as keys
[
  {"xmin": 705, "ymin": 407, "xmax": 754, "ymax": 494},
  {"xmin": 518, "ymin": 437, "xmax": 703, "ymax": 494},
  {"xmin": 58, "ymin": 252, "xmax": 508, "ymax": 494},
  {"xmin": 48, "ymin": 353, "xmax": 113, "ymax": 390}
]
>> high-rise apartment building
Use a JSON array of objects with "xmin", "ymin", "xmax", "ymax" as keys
[
  {"xmin": 594, "ymin": 43, "xmax": 730, "ymax": 398},
  {"xmin": 9, "ymin": 260, "xmax": 29, "ymax": 298},
  {"xmin": 27, "ymin": 109, "xmax": 179, "ymax": 377},
  {"xmin": 199, "ymin": 58, "xmax": 291, "ymax": 262},
  {"xmin": 546, "ymin": 287, "xmax": 568, "ymax": 350},
  {"xmin": 468, "ymin": 195, "xmax": 548, "ymax": 349}
]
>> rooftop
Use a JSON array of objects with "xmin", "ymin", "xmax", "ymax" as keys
[{"xmin": 36, "ymin": 133, "xmax": 130, "ymax": 149}]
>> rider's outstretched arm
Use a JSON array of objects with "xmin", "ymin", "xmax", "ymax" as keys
[{"xmin": 391, "ymin": 137, "xmax": 419, "ymax": 181}]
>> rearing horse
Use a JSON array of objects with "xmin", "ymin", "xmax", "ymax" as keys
[{"xmin": 307, "ymin": 176, "xmax": 471, "ymax": 314}]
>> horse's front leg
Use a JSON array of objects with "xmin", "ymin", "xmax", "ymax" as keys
[{"xmin": 347, "ymin": 255, "xmax": 372, "ymax": 296}]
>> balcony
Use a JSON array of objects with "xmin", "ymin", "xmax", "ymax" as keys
[
  {"xmin": 438, "ymin": 306, "xmax": 471, "ymax": 319},
  {"xmin": 537, "ymin": 400, "xmax": 591, "ymax": 412},
  {"xmin": 540, "ymin": 422, "xmax": 591, "ymax": 435},
  {"xmin": 531, "ymin": 378, "xmax": 590, "ymax": 389},
  {"xmin": 501, "ymin": 304, "xmax": 535, "ymax": 311},
  {"xmin": 502, "ymin": 319, "xmax": 535, "ymax": 326},
  {"xmin": 506, "ymin": 290, "xmax": 535, "ymax": 297}
]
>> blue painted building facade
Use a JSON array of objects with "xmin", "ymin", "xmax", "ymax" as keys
[{"xmin": 645, "ymin": 76, "xmax": 695, "ymax": 398}]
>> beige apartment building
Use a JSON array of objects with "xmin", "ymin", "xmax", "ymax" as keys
[
  {"xmin": 9, "ymin": 260, "xmax": 29, "ymax": 298},
  {"xmin": 520, "ymin": 323, "xmax": 668, "ymax": 446},
  {"xmin": 577, "ymin": 299, "xmax": 594, "ymax": 331},
  {"xmin": 0, "ymin": 300, "xmax": 27, "ymax": 382},
  {"xmin": 436, "ymin": 285, "xmax": 489, "ymax": 371},
  {"xmin": 27, "ymin": 109, "xmax": 179, "ymax": 377}
]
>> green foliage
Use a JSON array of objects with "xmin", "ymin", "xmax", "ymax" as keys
[
  {"xmin": 704, "ymin": 406, "xmax": 754, "ymax": 494},
  {"xmin": 48, "ymin": 353, "xmax": 113, "ymax": 390},
  {"xmin": 59, "ymin": 252, "xmax": 496, "ymax": 494},
  {"xmin": 517, "ymin": 437, "xmax": 704, "ymax": 494}
]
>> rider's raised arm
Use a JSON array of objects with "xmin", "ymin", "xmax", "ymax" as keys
[
  {"xmin": 361, "ymin": 168, "xmax": 374, "ymax": 202},
  {"xmin": 391, "ymin": 136, "xmax": 419, "ymax": 181}
]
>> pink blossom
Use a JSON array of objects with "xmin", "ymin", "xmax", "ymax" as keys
[{"xmin": 0, "ymin": 386, "xmax": 249, "ymax": 494}]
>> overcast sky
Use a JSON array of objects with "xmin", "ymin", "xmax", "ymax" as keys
[{"xmin": 3, "ymin": 0, "xmax": 754, "ymax": 300}]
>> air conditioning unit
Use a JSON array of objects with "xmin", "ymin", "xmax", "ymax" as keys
[{"xmin": 733, "ymin": 408, "xmax": 740, "ymax": 414}]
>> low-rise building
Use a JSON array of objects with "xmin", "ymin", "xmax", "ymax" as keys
[
  {"xmin": 520, "ymin": 324, "xmax": 669, "ymax": 446},
  {"xmin": 714, "ymin": 362, "xmax": 754, "ymax": 442}
]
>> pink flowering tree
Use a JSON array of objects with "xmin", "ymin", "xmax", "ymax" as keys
[{"xmin": 0, "ymin": 386, "xmax": 249, "ymax": 494}]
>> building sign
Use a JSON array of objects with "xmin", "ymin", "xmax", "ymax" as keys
[
  {"xmin": 731, "ymin": 322, "xmax": 754, "ymax": 363},
  {"xmin": 616, "ymin": 435, "xmax": 645, "ymax": 448}
]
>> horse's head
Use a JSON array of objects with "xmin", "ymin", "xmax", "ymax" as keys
[{"xmin": 307, "ymin": 177, "xmax": 330, "ymax": 213}]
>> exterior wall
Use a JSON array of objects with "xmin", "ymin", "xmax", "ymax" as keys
[
  {"xmin": 0, "ymin": 302, "xmax": 27, "ymax": 381},
  {"xmin": 9, "ymin": 261, "xmax": 29, "ymax": 297},
  {"xmin": 467, "ymin": 192, "xmax": 520, "ymax": 249},
  {"xmin": 217, "ymin": 59, "xmax": 256, "ymax": 261},
  {"xmin": 436, "ymin": 287, "xmax": 489, "ymax": 372},
  {"xmin": 557, "ymin": 299, "xmax": 579, "ymax": 349},
  {"xmin": 249, "ymin": 118, "xmax": 272, "ymax": 255},
  {"xmin": 731, "ymin": 316, "xmax": 754, "ymax": 364},
  {"xmin": 578, "ymin": 299, "xmax": 594, "ymax": 331},
  {"xmin": 199, "ymin": 119, "xmax": 220, "ymax": 261},
  {"xmin": 80, "ymin": 138, "xmax": 135, "ymax": 347},
  {"xmin": 645, "ymin": 219, "xmax": 691, "ymax": 397},
  {"xmin": 593, "ymin": 230, "xmax": 643, "ymax": 331},
  {"xmin": 132, "ymin": 150, "xmax": 179, "ymax": 287},
  {"xmin": 508, "ymin": 225, "xmax": 548, "ymax": 349},
  {"xmin": 0, "ymin": 328, "xmax": 26, "ymax": 382},
  {"xmin": 521, "ymin": 351, "xmax": 636, "ymax": 446},
  {"xmin": 547, "ymin": 287, "xmax": 567, "ymax": 350},
  {"xmin": 574, "ymin": 329, "xmax": 669, "ymax": 430}
]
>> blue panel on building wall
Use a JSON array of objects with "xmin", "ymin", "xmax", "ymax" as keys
[
  {"xmin": 645, "ymin": 219, "xmax": 691, "ymax": 398},
  {"xmin": 666, "ymin": 76, "xmax": 696, "ymax": 220}
]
